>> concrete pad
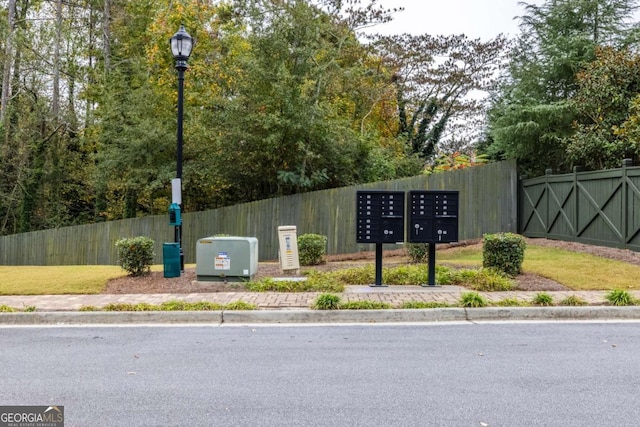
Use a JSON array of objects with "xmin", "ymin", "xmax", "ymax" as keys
[{"xmin": 345, "ymin": 285, "xmax": 464, "ymax": 294}]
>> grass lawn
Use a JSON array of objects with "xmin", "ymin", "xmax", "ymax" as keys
[
  {"xmin": 0, "ymin": 265, "xmax": 126, "ymax": 295},
  {"xmin": 439, "ymin": 244, "xmax": 640, "ymax": 291},
  {"xmin": 0, "ymin": 246, "xmax": 639, "ymax": 295}
]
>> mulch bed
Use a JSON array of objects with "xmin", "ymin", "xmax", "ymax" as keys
[{"xmin": 102, "ymin": 238, "xmax": 640, "ymax": 294}]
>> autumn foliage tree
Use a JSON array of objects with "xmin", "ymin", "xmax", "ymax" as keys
[
  {"xmin": 0, "ymin": 0, "xmax": 524, "ymax": 235},
  {"xmin": 374, "ymin": 33, "xmax": 508, "ymax": 162}
]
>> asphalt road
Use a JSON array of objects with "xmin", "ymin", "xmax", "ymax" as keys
[{"xmin": 1, "ymin": 322, "xmax": 639, "ymax": 426}]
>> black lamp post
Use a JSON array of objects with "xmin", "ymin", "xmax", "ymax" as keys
[{"xmin": 170, "ymin": 25, "xmax": 193, "ymax": 272}]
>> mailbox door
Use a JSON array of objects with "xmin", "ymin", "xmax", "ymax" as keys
[
  {"xmin": 433, "ymin": 218, "xmax": 458, "ymax": 243},
  {"xmin": 356, "ymin": 191, "xmax": 405, "ymax": 243}
]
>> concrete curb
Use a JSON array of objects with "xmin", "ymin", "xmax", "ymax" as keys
[
  {"xmin": 0, "ymin": 311, "xmax": 223, "ymax": 325},
  {"xmin": 2, "ymin": 306, "xmax": 640, "ymax": 325},
  {"xmin": 222, "ymin": 308, "xmax": 468, "ymax": 323},
  {"xmin": 464, "ymin": 306, "xmax": 640, "ymax": 321}
]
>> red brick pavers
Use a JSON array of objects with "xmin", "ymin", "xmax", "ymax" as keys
[{"xmin": 0, "ymin": 287, "xmax": 632, "ymax": 311}]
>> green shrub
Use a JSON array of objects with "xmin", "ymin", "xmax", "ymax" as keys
[
  {"xmin": 94, "ymin": 300, "xmax": 253, "ymax": 311},
  {"xmin": 459, "ymin": 291, "xmax": 487, "ymax": 308},
  {"xmin": 606, "ymin": 289, "xmax": 635, "ymax": 306},
  {"xmin": 401, "ymin": 301, "xmax": 452, "ymax": 309},
  {"xmin": 102, "ymin": 302, "xmax": 157, "ymax": 311},
  {"xmin": 313, "ymin": 293, "xmax": 341, "ymax": 310},
  {"xmin": 115, "ymin": 236, "xmax": 155, "ymax": 277},
  {"xmin": 0, "ymin": 304, "xmax": 16, "ymax": 312},
  {"xmin": 482, "ymin": 233, "xmax": 526, "ymax": 276},
  {"xmin": 246, "ymin": 274, "xmax": 344, "ymax": 293},
  {"xmin": 406, "ymin": 243, "xmax": 429, "ymax": 264},
  {"xmin": 532, "ymin": 292, "xmax": 554, "ymax": 306},
  {"xmin": 339, "ymin": 300, "xmax": 392, "ymax": 310},
  {"xmin": 224, "ymin": 301, "xmax": 257, "ymax": 310},
  {"xmin": 79, "ymin": 305, "xmax": 99, "ymax": 311},
  {"xmin": 383, "ymin": 265, "xmax": 428, "ymax": 286},
  {"xmin": 23, "ymin": 306, "xmax": 37, "ymax": 312},
  {"xmin": 182, "ymin": 301, "xmax": 220, "ymax": 311},
  {"xmin": 559, "ymin": 295, "xmax": 588, "ymax": 306},
  {"xmin": 298, "ymin": 234, "xmax": 328, "ymax": 266},
  {"xmin": 103, "ymin": 303, "xmax": 137, "ymax": 311},
  {"xmin": 159, "ymin": 300, "xmax": 189, "ymax": 311},
  {"xmin": 496, "ymin": 298, "xmax": 529, "ymax": 307},
  {"xmin": 330, "ymin": 265, "xmax": 375, "ymax": 285},
  {"xmin": 435, "ymin": 266, "xmax": 456, "ymax": 285},
  {"xmin": 449, "ymin": 268, "xmax": 514, "ymax": 291}
]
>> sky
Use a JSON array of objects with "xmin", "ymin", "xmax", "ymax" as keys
[{"xmin": 372, "ymin": 0, "xmax": 545, "ymax": 40}]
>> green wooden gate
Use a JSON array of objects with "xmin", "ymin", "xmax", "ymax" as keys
[{"xmin": 520, "ymin": 160, "xmax": 640, "ymax": 251}]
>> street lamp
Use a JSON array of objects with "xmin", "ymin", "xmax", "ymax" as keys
[{"xmin": 170, "ymin": 24, "xmax": 194, "ymax": 272}]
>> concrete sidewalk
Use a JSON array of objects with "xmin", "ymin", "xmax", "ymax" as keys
[{"xmin": 0, "ymin": 286, "xmax": 634, "ymax": 311}]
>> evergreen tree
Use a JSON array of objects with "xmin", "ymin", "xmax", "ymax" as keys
[{"xmin": 484, "ymin": 0, "xmax": 640, "ymax": 176}]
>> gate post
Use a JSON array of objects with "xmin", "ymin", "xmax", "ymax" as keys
[{"xmin": 622, "ymin": 158, "xmax": 633, "ymax": 247}]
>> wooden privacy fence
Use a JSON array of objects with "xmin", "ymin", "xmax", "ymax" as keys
[
  {"xmin": 0, "ymin": 161, "xmax": 518, "ymax": 265},
  {"xmin": 520, "ymin": 159, "xmax": 640, "ymax": 251}
]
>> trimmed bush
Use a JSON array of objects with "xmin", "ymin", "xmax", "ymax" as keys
[
  {"xmin": 115, "ymin": 236, "xmax": 155, "ymax": 277},
  {"xmin": 298, "ymin": 234, "xmax": 328, "ymax": 266},
  {"xmin": 482, "ymin": 233, "xmax": 526, "ymax": 275},
  {"xmin": 406, "ymin": 243, "xmax": 429, "ymax": 264}
]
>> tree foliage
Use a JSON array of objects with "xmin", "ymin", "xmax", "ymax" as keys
[
  {"xmin": 374, "ymin": 33, "xmax": 508, "ymax": 161},
  {"xmin": 566, "ymin": 46, "xmax": 640, "ymax": 168},
  {"xmin": 484, "ymin": 0, "xmax": 640, "ymax": 176},
  {"xmin": 0, "ymin": 0, "xmax": 514, "ymax": 235}
]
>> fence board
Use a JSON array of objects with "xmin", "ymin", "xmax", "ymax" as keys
[{"xmin": 0, "ymin": 161, "xmax": 518, "ymax": 265}]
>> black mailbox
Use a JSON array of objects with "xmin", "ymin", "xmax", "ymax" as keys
[
  {"xmin": 407, "ymin": 190, "xmax": 459, "ymax": 243},
  {"xmin": 356, "ymin": 191, "xmax": 405, "ymax": 243}
]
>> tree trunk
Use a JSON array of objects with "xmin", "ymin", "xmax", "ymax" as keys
[
  {"xmin": 52, "ymin": 0, "xmax": 62, "ymax": 120},
  {"xmin": 1, "ymin": 0, "xmax": 16, "ymax": 123}
]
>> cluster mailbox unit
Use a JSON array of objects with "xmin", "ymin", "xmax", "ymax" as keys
[
  {"xmin": 356, "ymin": 191, "xmax": 405, "ymax": 244},
  {"xmin": 407, "ymin": 190, "xmax": 459, "ymax": 286},
  {"xmin": 356, "ymin": 191, "xmax": 405, "ymax": 286},
  {"xmin": 407, "ymin": 190, "xmax": 459, "ymax": 244},
  {"xmin": 356, "ymin": 189, "xmax": 459, "ymax": 287}
]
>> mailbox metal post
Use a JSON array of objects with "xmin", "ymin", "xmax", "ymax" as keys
[{"xmin": 427, "ymin": 242, "xmax": 436, "ymax": 286}]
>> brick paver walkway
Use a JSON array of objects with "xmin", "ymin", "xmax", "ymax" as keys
[{"xmin": 0, "ymin": 286, "xmax": 634, "ymax": 311}]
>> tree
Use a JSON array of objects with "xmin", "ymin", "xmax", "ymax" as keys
[
  {"xmin": 566, "ymin": 47, "xmax": 640, "ymax": 169},
  {"xmin": 196, "ymin": 0, "xmax": 416, "ymax": 205},
  {"xmin": 374, "ymin": 33, "xmax": 508, "ymax": 163},
  {"xmin": 484, "ymin": 0, "xmax": 640, "ymax": 176}
]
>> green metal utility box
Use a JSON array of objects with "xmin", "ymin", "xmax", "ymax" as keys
[
  {"xmin": 163, "ymin": 242, "xmax": 181, "ymax": 278},
  {"xmin": 196, "ymin": 236, "xmax": 258, "ymax": 281}
]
